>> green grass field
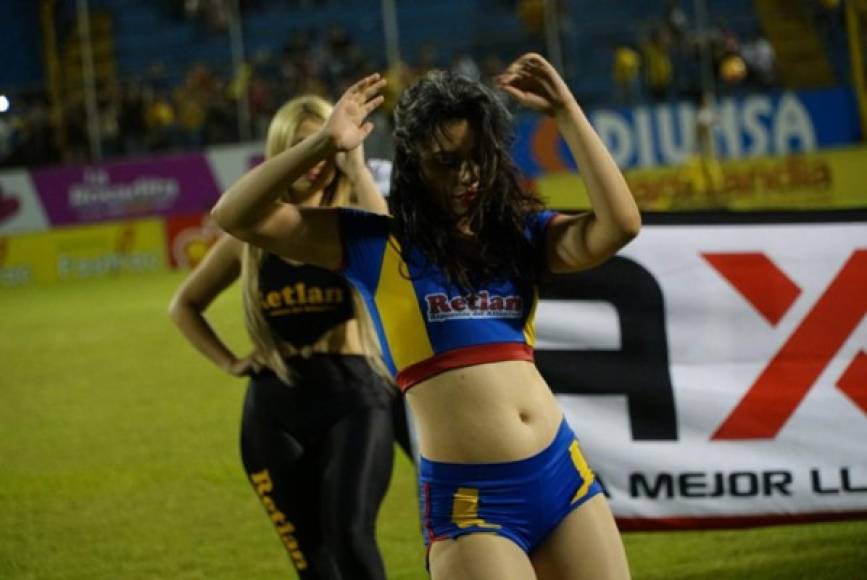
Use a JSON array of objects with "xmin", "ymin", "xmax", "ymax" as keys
[{"xmin": 1, "ymin": 271, "xmax": 865, "ymax": 579}]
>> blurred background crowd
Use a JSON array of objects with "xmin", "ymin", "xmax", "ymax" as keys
[{"xmin": 0, "ymin": 0, "xmax": 851, "ymax": 169}]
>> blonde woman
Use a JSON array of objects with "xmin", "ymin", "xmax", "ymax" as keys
[{"xmin": 169, "ymin": 95, "xmax": 401, "ymax": 580}]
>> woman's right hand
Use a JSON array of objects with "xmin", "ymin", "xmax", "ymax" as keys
[
  {"xmin": 225, "ymin": 353, "xmax": 268, "ymax": 377},
  {"xmin": 321, "ymin": 74, "xmax": 387, "ymax": 152}
]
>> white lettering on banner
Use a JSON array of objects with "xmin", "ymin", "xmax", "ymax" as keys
[
  {"xmin": 657, "ymin": 106, "xmax": 696, "ymax": 164},
  {"xmin": 775, "ymin": 94, "xmax": 816, "ymax": 153},
  {"xmin": 590, "ymin": 93, "xmax": 817, "ymax": 168},
  {"xmin": 545, "ymin": 222, "xmax": 867, "ymax": 526},
  {"xmin": 57, "ymin": 252, "xmax": 162, "ymax": 279},
  {"xmin": 591, "ymin": 113, "xmax": 633, "ymax": 167},
  {"xmin": 69, "ymin": 169, "xmax": 179, "ymax": 210},
  {"xmin": 0, "ymin": 265, "xmax": 32, "ymax": 286}
]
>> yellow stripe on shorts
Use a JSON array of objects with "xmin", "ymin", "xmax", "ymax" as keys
[
  {"xmin": 569, "ymin": 440, "xmax": 595, "ymax": 503},
  {"xmin": 451, "ymin": 487, "xmax": 501, "ymax": 529}
]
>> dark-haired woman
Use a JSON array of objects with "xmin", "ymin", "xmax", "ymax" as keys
[{"xmin": 212, "ymin": 53, "xmax": 639, "ymax": 579}]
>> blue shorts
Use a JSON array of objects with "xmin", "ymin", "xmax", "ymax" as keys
[{"xmin": 418, "ymin": 419, "xmax": 603, "ymax": 554}]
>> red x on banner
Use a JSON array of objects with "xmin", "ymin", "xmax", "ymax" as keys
[{"xmin": 704, "ymin": 250, "xmax": 867, "ymax": 439}]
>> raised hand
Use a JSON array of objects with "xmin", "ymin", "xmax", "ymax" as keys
[
  {"xmin": 322, "ymin": 74, "xmax": 387, "ymax": 152},
  {"xmin": 495, "ymin": 53, "xmax": 575, "ymax": 116}
]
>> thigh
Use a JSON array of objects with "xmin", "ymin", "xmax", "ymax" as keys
[
  {"xmin": 430, "ymin": 534, "xmax": 537, "ymax": 580},
  {"xmin": 530, "ymin": 494, "xmax": 631, "ymax": 580},
  {"xmin": 317, "ymin": 405, "xmax": 395, "ymax": 527},
  {"xmin": 240, "ymin": 381, "xmax": 326, "ymax": 573}
]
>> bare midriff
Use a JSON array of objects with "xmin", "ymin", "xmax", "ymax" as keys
[{"xmin": 406, "ymin": 359, "xmax": 564, "ymax": 463}]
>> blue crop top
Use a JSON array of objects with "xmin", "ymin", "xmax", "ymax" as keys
[{"xmin": 337, "ymin": 208, "xmax": 559, "ymax": 391}]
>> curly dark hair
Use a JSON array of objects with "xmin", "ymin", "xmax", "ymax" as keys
[{"xmin": 389, "ymin": 70, "xmax": 545, "ymax": 291}]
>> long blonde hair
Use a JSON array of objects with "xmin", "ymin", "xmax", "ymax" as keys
[{"xmin": 240, "ymin": 95, "xmax": 391, "ymax": 385}]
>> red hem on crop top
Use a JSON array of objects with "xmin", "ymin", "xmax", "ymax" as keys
[{"xmin": 396, "ymin": 342, "xmax": 534, "ymax": 393}]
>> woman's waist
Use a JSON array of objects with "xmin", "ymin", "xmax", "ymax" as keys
[
  {"xmin": 275, "ymin": 319, "xmax": 368, "ymax": 357},
  {"xmin": 406, "ymin": 360, "xmax": 564, "ymax": 463},
  {"xmin": 396, "ymin": 342, "xmax": 534, "ymax": 392},
  {"xmin": 419, "ymin": 418, "xmax": 574, "ymax": 482}
]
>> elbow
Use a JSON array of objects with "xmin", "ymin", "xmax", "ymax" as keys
[
  {"xmin": 167, "ymin": 294, "xmax": 184, "ymax": 324},
  {"xmin": 211, "ymin": 200, "xmax": 257, "ymax": 241},
  {"xmin": 619, "ymin": 211, "xmax": 642, "ymax": 242},
  {"xmin": 209, "ymin": 202, "xmax": 234, "ymax": 235},
  {"xmin": 168, "ymin": 293, "xmax": 198, "ymax": 325}
]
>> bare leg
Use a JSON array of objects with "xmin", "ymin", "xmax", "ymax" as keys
[
  {"xmin": 531, "ymin": 494, "xmax": 631, "ymax": 580},
  {"xmin": 430, "ymin": 533, "xmax": 538, "ymax": 580}
]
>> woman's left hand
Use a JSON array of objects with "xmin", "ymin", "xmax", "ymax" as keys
[
  {"xmin": 496, "ymin": 53, "xmax": 575, "ymax": 116},
  {"xmin": 322, "ymin": 73, "xmax": 387, "ymax": 152}
]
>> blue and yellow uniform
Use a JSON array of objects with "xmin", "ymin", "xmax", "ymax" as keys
[
  {"xmin": 337, "ymin": 208, "xmax": 603, "ymax": 554},
  {"xmin": 338, "ymin": 208, "xmax": 557, "ymax": 391}
]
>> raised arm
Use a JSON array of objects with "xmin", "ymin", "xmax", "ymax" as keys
[
  {"xmin": 497, "ymin": 53, "xmax": 641, "ymax": 272},
  {"xmin": 168, "ymin": 235, "xmax": 263, "ymax": 377},
  {"xmin": 211, "ymin": 74, "xmax": 387, "ymax": 268}
]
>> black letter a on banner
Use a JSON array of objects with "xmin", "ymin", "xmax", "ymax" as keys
[{"xmin": 536, "ymin": 257, "xmax": 678, "ymax": 440}]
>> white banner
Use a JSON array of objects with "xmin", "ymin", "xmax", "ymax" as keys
[{"xmin": 536, "ymin": 217, "xmax": 867, "ymax": 529}]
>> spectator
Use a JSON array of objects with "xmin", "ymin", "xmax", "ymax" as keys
[
  {"xmin": 119, "ymin": 82, "xmax": 147, "ymax": 155},
  {"xmin": 741, "ymin": 32, "xmax": 776, "ymax": 87},
  {"xmin": 613, "ymin": 44, "xmax": 641, "ymax": 105},
  {"xmin": 683, "ymin": 92, "xmax": 724, "ymax": 202},
  {"xmin": 665, "ymin": 0, "xmax": 688, "ymax": 43},
  {"xmin": 144, "ymin": 88, "xmax": 178, "ymax": 151},
  {"xmin": 642, "ymin": 28, "xmax": 674, "ymax": 100},
  {"xmin": 517, "ymin": 0, "xmax": 544, "ymax": 37}
]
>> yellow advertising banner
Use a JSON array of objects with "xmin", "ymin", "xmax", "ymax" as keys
[
  {"xmin": 0, "ymin": 218, "xmax": 167, "ymax": 287},
  {"xmin": 537, "ymin": 146, "xmax": 867, "ymax": 211}
]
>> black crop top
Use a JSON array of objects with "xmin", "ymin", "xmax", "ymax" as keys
[{"xmin": 257, "ymin": 253, "xmax": 355, "ymax": 348}]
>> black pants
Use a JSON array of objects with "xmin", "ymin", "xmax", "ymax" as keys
[{"xmin": 240, "ymin": 355, "xmax": 399, "ymax": 580}]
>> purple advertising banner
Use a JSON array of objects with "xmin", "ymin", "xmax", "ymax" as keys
[{"xmin": 30, "ymin": 153, "xmax": 222, "ymax": 227}]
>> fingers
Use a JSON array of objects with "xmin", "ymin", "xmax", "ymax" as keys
[
  {"xmin": 495, "ymin": 71, "xmax": 518, "ymax": 86},
  {"xmin": 519, "ymin": 52, "xmax": 549, "ymax": 69},
  {"xmin": 503, "ymin": 52, "xmax": 557, "ymax": 80},
  {"xmin": 340, "ymin": 75, "xmax": 386, "ymax": 122},
  {"xmin": 349, "ymin": 72, "xmax": 381, "ymax": 92},
  {"xmin": 498, "ymin": 84, "xmax": 524, "ymax": 100},
  {"xmin": 348, "ymin": 73, "xmax": 387, "ymax": 101},
  {"xmin": 498, "ymin": 59, "xmax": 562, "ymax": 105},
  {"xmin": 364, "ymin": 94, "xmax": 385, "ymax": 115},
  {"xmin": 362, "ymin": 77, "xmax": 387, "ymax": 100}
]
